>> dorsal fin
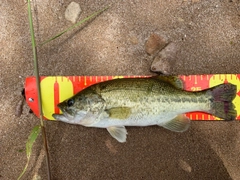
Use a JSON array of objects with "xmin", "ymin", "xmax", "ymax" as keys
[{"xmin": 152, "ymin": 75, "xmax": 184, "ymax": 89}]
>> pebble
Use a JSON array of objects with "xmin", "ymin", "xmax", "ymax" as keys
[
  {"xmin": 151, "ymin": 42, "xmax": 178, "ymax": 75},
  {"xmin": 178, "ymin": 159, "xmax": 192, "ymax": 173},
  {"xmin": 145, "ymin": 33, "xmax": 168, "ymax": 56},
  {"xmin": 32, "ymin": 174, "xmax": 42, "ymax": 180},
  {"xmin": 105, "ymin": 139, "xmax": 118, "ymax": 154},
  {"xmin": 65, "ymin": 2, "xmax": 82, "ymax": 24}
]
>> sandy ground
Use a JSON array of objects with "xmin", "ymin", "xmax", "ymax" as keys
[{"xmin": 1, "ymin": 0, "xmax": 240, "ymax": 179}]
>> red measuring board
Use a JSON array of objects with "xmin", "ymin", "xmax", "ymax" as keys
[{"xmin": 24, "ymin": 75, "xmax": 240, "ymax": 121}]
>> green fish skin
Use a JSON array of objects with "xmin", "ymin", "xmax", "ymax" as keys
[{"xmin": 52, "ymin": 76, "xmax": 237, "ymax": 143}]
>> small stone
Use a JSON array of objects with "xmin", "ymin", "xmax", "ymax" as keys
[
  {"xmin": 151, "ymin": 42, "xmax": 178, "ymax": 75},
  {"xmin": 145, "ymin": 33, "xmax": 168, "ymax": 56},
  {"xmin": 105, "ymin": 139, "xmax": 117, "ymax": 154},
  {"xmin": 65, "ymin": 2, "xmax": 82, "ymax": 24},
  {"xmin": 178, "ymin": 159, "xmax": 192, "ymax": 173},
  {"xmin": 32, "ymin": 174, "xmax": 42, "ymax": 180},
  {"xmin": 178, "ymin": 17, "xmax": 184, "ymax": 22}
]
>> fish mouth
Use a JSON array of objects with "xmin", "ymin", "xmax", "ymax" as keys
[
  {"xmin": 61, "ymin": 111, "xmax": 75, "ymax": 120},
  {"xmin": 54, "ymin": 108, "xmax": 88, "ymax": 120},
  {"xmin": 52, "ymin": 112, "xmax": 74, "ymax": 123},
  {"xmin": 57, "ymin": 105, "xmax": 75, "ymax": 119},
  {"xmin": 53, "ymin": 109, "xmax": 98, "ymax": 126},
  {"xmin": 52, "ymin": 107, "xmax": 75, "ymax": 121}
]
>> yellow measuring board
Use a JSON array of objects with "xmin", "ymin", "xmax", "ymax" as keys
[{"xmin": 24, "ymin": 74, "xmax": 240, "ymax": 120}]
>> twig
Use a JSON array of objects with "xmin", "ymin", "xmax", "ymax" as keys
[
  {"xmin": 27, "ymin": 0, "xmax": 51, "ymax": 179},
  {"xmin": 40, "ymin": 5, "xmax": 110, "ymax": 46}
]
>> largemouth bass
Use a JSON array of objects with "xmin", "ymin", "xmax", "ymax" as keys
[{"xmin": 53, "ymin": 76, "xmax": 237, "ymax": 143}]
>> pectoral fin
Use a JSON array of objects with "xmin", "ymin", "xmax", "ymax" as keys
[
  {"xmin": 106, "ymin": 107, "xmax": 131, "ymax": 119},
  {"xmin": 160, "ymin": 114, "xmax": 190, "ymax": 132},
  {"xmin": 107, "ymin": 126, "xmax": 128, "ymax": 143}
]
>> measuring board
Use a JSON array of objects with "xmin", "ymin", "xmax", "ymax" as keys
[{"xmin": 24, "ymin": 74, "xmax": 240, "ymax": 120}]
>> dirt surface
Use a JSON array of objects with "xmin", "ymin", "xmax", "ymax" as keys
[{"xmin": 1, "ymin": 0, "xmax": 240, "ymax": 179}]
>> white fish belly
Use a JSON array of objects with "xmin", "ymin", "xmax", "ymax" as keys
[
  {"xmin": 88, "ymin": 99, "xmax": 209, "ymax": 128},
  {"xmin": 89, "ymin": 113, "xmax": 176, "ymax": 128}
]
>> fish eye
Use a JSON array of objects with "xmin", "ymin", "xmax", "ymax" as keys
[{"xmin": 67, "ymin": 99, "xmax": 75, "ymax": 106}]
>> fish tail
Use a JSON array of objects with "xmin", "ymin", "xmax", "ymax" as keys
[{"xmin": 208, "ymin": 83, "xmax": 237, "ymax": 120}]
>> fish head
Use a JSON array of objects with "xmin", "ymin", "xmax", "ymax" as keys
[{"xmin": 53, "ymin": 89, "xmax": 106, "ymax": 125}]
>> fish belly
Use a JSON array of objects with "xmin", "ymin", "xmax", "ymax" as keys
[{"xmin": 89, "ymin": 99, "xmax": 209, "ymax": 128}]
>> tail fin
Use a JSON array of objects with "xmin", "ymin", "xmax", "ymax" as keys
[{"xmin": 208, "ymin": 83, "xmax": 237, "ymax": 120}]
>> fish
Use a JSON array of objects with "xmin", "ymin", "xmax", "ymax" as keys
[{"xmin": 52, "ymin": 76, "xmax": 237, "ymax": 143}]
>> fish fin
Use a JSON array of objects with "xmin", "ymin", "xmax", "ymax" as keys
[
  {"xmin": 107, "ymin": 126, "xmax": 128, "ymax": 143},
  {"xmin": 160, "ymin": 114, "xmax": 190, "ymax": 132},
  {"xmin": 152, "ymin": 75, "xmax": 184, "ymax": 89},
  {"xmin": 106, "ymin": 107, "xmax": 131, "ymax": 119},
  {"xmin": 208, "ymin": 83, "xmax": 237, "ymax": 120}
]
